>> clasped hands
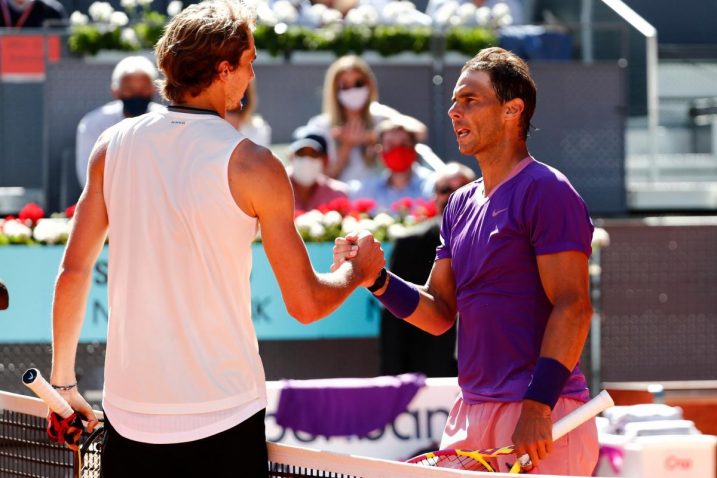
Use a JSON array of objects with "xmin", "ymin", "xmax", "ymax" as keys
[{"xmin": 331, "ymin": 230, "xmax": 385, "ymax": 288}]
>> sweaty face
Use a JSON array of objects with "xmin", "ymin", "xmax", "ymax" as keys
[
  {"xmin": 225, "ymin": 37, "xmax": 257, "ymax": 112},
  {"xmin": 448, "ymin": 70, "xmax": 504, "ymax": 157},
  {"xmin": 116, "ymin": 73, "xmax": 155, "ymax": 99}
]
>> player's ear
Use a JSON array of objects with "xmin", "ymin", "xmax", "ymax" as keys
[
  {"xmin": 216, "ymin": 60, "xmax": 231, "ymax": 80},
  {"xmin": 504, "ymin": 98, "xmax": 524, "ymax": 121}
]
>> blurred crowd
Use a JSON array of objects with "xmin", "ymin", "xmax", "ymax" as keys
[{"xmin": 75, "ymin": 53, "xmax": 481, "ymax": 220}]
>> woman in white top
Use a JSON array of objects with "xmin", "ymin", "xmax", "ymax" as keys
[
  {"xmin": 225, "ymin": 81, "xmax": 272, "ymax": 147},
  {"xmin": 305, "ymin": 55, "xmax": 426, "ymax": 183}
]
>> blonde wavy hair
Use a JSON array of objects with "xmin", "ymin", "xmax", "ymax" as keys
[{"xmin": 322, "ymin": 55, "xmax": 379, "ymax": 128}]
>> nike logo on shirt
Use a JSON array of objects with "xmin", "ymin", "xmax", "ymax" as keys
[{"xmin": 492, "ymin": 208, "xmax": 508, "ymax": 217}]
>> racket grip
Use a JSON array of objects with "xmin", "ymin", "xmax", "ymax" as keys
[
  {"xmin": 552, "ymin": 390, "xmax": 614, "ymax": 441},
  {"xmin": 518, "ymin": 390, "xmax": 614, "ymax": 468},
  {"xmin": 22, "ymin": 368, "xmax": 74, "ymax": 419}
]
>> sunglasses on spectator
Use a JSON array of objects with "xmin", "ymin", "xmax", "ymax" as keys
[
  {"xmin": 338, "ymin": 79, "xmax": 367, "ymax": 90},
  {"xmin": 435, "ymin": 185, "xmax": 455, "ymax": 195}
]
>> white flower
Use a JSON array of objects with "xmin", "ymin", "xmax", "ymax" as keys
[
  {"xmin": 341, "ymin": 216, "xmax": 359, "ymax": 235},
  {"xmin": 320, "ymin": 8, "xmax": 342, "ymax": 26},
  {"xmin": 2, "ymin": 219, "xmax": 32, "ymax": 240},
  {"xmin": 88, "ymin": 1, "xmax": 114, "ymax": 22},
  {"xmin": 381, "ymin": 1, "xmax": 416, "ymax": 24},
  {"xmin": 345, "ymin": 5, "xmax": 379, "ymax": 26},
  {"xmin": 272, "ymin": 0, "xmax": 298, "ymax": 24},
  {"xmin": 32, "ymin": 219, "xmax": 70, "ymax": 244},
  {"xmin": 166, "ymin": 0, "xmax": 182, "ymax": 17},
  {"xmin": 308, "ymin": 222, "xmax": 326, "ymax": 240},
  {"xmin": 387, "ymin": 223, "xmax": 407, "ymax": 240},
  {"xmin": 358, "ymin": 218, "xmax": 377, "ymax": 233},
  {"xmin": 109, "ymin": 11, "xmax": 129, "ymax": 27},
  {"xmin": 322, "ymin": 210, "xmax": 343, "ymax": 227},
  {"xmin": 257, "ymin": 2, "xmax": 277, "ymax": 25},
  {"xmin": 475, "ymin": 6, "xmax": 491, "ymax": 26},
  {"xmin": 454, "ymin": 2, "xmax": 477, "ymax": 25},
  {"xmin": 69, "ymin": 11, "xmax": 89, "ymax": 25},
  {"xmin": 491, "ymin": 1, "xmax": 511, "ymax": 19},
  {"xmin": 120, "ymin": 0, "xmax": 137, "ymax": 9},
  {"xmin": 295, "ymin": 210, "xmax": 323, "ymax": 230},
  {"xmin": 373, "ymin": 212, "xmax": 395, "ymax": 228},
  {"xmin": 433, "ymin": 1, "xmax": 459, "ymax": 26},
  {"xmin": 120, "ymin": 28, "xmax": 141, "ymax": 48},
  {"xmin": 137, "ymin": 0, "xmax": 153, "ymax": 7},
  {"xmin": 403, "ymin": 214, "xmax": 417, "ymax": 226},
  {"xmin": 303, "ymin": 3, "xmax": 326, "ymax": 26}
]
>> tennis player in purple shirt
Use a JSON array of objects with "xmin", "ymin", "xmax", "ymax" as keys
[{"xmin": 334, "ymin": 47, "xmax": 598, "ymax": 475}]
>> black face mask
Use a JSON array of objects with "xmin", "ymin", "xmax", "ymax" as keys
[{"xmin": 121, "ymin": 96, "xmax": 152, "ymax": 117}]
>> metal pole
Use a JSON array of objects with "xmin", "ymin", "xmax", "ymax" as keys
[
  {"xmin": 646, "ymin": 33, "xmax": 659, "ymax": 183},
  {"xmin": 580, "ymin": 0, "xmax": 594, "ymax": 64}
]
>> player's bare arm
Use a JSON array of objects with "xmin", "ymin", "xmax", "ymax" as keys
[
  {"xmin": 333, "ymin": 236, "xmax": 457, "ymax": 335},
  {"xmin": 50, "ymin": 134, "xmax": 109, "ymax": 432},
  {"xmin": 229, "ymin": 141, "xmax": 385, "ymax": 324},
  {"xmin": 512, "ymin": 249, "xmax": 592, "ymax": 468}
]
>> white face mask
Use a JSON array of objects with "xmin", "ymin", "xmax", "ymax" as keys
[
  {"xmin": 292, "ymin": 157, "xmax": 323, "ymax": 187},
  {"xmin": 337, "ymin": 86, "xmax": 370, "ymax": 111}
]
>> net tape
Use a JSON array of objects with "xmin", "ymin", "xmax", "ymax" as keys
[{"xmin": 1, "ymin": 390, "xmax": 539, "ymax": 478}]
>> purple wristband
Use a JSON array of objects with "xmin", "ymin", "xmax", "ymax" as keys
[
  {"xmin": 374, "ymin": 272, "xmax": 420, "ymax": 319},
  {"xmin": 524, "ymin": 357, "xmax": 572, "ymax": 409}
]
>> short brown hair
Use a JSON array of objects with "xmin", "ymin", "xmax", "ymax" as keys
[
  {"xmin": 462, "ymin": 47, "xmax": 536, "ymax": 140},
  {"xmin": 155, "ymin": 0, "xmax": 256, "ymax": 104}
]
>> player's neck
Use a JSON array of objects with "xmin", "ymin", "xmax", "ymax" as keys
[
  {"xmin": 176, "ymin": 88, "xmax": 226, "ymax": 118},
  {"xmin": 476, "ymin": 141, "xmax": 529, "ymax": 196}
]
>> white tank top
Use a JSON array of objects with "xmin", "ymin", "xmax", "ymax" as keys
[{"xmin": 101, "ymin": 109, "xmax": 266, "ymax": 439}]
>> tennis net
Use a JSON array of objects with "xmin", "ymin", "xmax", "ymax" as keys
[{"xmin": 1, "ymin": 390, "xmax": 539, "ymax": 477}]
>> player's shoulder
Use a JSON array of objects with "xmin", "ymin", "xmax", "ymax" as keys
[
  {"xmin": 519, "ymin": 159, "xmax": 585, "ymax": 203},
  {"xmin": 230, "ymin": 140, "xmax": 283, "ymax": 177}
]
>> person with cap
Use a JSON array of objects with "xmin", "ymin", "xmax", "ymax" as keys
[
  {"xmin": 287, "ymin": 131, "xmax": 349, "ymax": 212},
  {"xmin": 75, "ymin": 56, "xmax": 165, "ymax": 187},
  {"xmin": 349, "ymin": 117, "xmax": 436, "ymax": 213},
  {"xmin": 0, "ymin": 279, "xmax": 8, "ymax": 310}
]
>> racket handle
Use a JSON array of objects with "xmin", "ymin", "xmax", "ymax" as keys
[
  {"xmin": 518, "ymin": 390, "xmax": 614, "ymax": 467},
  {"xmin": 552, "ymin": 390, "xmax": 614, "ymax": 441},
  {"xmin": 22, "ymin": 368, "xmax": 75, "ymax": 419}
]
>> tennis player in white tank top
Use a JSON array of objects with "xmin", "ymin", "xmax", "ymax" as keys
[{"xmin": 47, "ymin": 1, "xmax": 385, "ymax": 475}]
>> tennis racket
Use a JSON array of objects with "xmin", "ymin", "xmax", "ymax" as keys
[
  {"xmin": 22, "ymin": 368, "xmax": 105, "ymax": 478},
  {"xmin": 406, "ymin": 390, "xmax": 614, "ymax": 473}
]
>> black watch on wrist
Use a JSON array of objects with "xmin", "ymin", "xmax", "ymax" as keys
[{"xmin": 367, "ymin": 268, "xmax": 388, "ymax": 293}]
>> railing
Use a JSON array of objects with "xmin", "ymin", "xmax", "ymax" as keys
[{"xmin": 599, "ymin": 0, "xmax": 659, "ymax": 183}]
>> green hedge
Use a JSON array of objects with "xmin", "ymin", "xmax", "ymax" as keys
[{"xmin": 69, "ymin": 22, "xmax": 497, "ymax": 57}]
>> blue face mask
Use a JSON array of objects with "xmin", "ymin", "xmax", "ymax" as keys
[{"xmin": 121, "ymin": 96, "xmax": 152, "ymax": 117}]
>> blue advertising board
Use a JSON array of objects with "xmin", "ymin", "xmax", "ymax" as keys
[{"xmin": 0, "ymin": 243, "xmax": 390, "ymax": 343}]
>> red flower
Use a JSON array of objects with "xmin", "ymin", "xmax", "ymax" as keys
[
  {"xmin": 18, "ymin": 202, "xmax": 44, "ymax": 225},
  {"xmin": 65, "ymin": 204, "xmax": 77, "ymax": 219},
  {"xmin": 411, "ymin": 198, "xmax": 438, "ymax": 219},
  {"xmin": 352, "ymin": 198, "xmax": 376, "ymax": 214},
  {"xmin": 324, "ymin": 197, "xmax": 352, "ymax": 215},
  {"xmin": 4, "ymin": 215, "xmax": 15, "ymax": 221},
  {"xmin": 391, "ymin": 197, "xmax": 414, "ymax": 214}
]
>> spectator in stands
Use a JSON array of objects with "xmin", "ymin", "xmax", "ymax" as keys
[
  {"xmin": 0, "ymin": 0, "xmax": 65, "ymax": 28},
  {"xmin": 425, "ymin": 0, "xmax": 525, "ymax": 25},
  {"xmin": 75, "ymin": 56, "xmax": 164, "ymax": 187},
  {"xmin": 225, "ymin": 81, "xmax": 272, "ymax": 147},
  {"xmin": 380, "ymin": 162, "xmax": 475, "ymax": 377},
  {"xmin": 304, "ymin": 55, "xmax": 426, "ymax": 183},
  {"xmin": 287, "ymin": 130, "xmax": 349, "ymax": 212},
  {"xmin": 349, "ymin": 117, "xmax": 435, "ymax": 213}
]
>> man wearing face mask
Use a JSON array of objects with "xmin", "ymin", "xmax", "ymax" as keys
[
  {"xmin": 287, "ymin": 131, "xmax": 349, "ymax": 212},
  {"xmin": 75, "ymin": 56, "xmax": 165, "ymax": 187},
  {"xmin": 349, "ymin": 118, "xmax": 436, "ymax": 213},
  {"xmin": 0, "ymin": 0, "xmax": 65, "ymax": 28}
]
